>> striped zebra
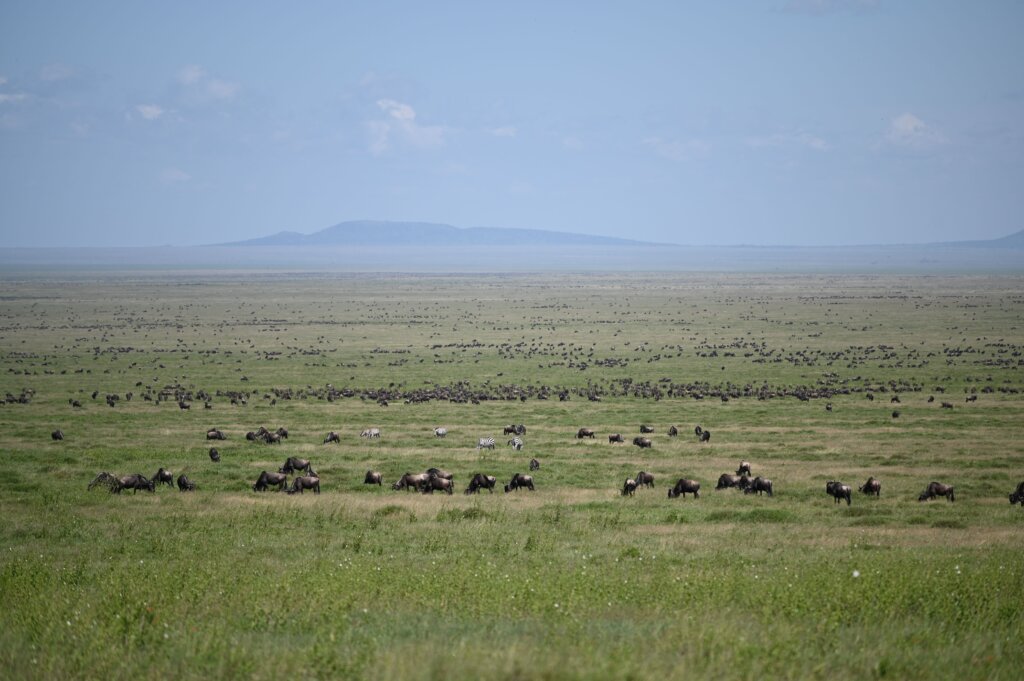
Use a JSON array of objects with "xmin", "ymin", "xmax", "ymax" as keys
[
  {"xmin": 477, "ymin": 437, "xmax": 496, "ymax": 450},
  {"xmin": 507, "ymin": 436, "xmax": 524, "ymax": 451},
  {"xmin": 360, "ymin": 428, "xmax": 381, "ymax": 438},
  {"xmin": 433, "ymin": 427, "xmax": 448, "ymax": 438}
]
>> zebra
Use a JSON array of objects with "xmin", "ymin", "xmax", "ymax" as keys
[
  {"xmin": 477, "ymin": 437, "xmax": 496, "ymax": 450},
  {"xmin": 360, "ymin": 428, "xmax": 381, "ymax": 438},
  {"xmin": 433, "ymin": 427, "xmax": 448, "ymax": 438},
  {"xmin": 507, "ymin": 437, "xmax": 524, "ymax": 451}
]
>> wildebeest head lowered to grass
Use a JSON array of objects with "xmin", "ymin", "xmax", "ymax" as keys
[
  {"xmin": 668, "ymin": 478, "xmax": 700, "ymax": 499},
  {"xmin": 918, "ymin": 481, "xmax": 955, "ymax": 502},
  {"xmin": 253, "ymin": 471, "xmax": 288, "ymax": 492}
]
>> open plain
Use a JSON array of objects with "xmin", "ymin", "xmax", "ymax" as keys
[{"xmin": 0, "ymin": 271, "xmax": 1022, "ymax": 680}]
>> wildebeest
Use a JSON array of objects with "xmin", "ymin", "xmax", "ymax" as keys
[
  {"xmin": 699, "ymin": 430, "xmax": 711, "ymax": 443},
  {"xmin": 507, "ymin": 437, "xmax": 524, "ymax": 451},
  {"xmin": 577, "ymin": 428, "xmax": 595, "ymax": 439},
  {"xmin": 622, "ymin": 478, "xmax": 638, "ymax": 496},
  {"xmin": 178, "ymin": 401, "xmax": 190, "ymax": 410},
  {"xmin": 635, "ymin": 471, "xmax": 655, "ymax": 488},
  {"xmin": 253, "ymin": 471, "xmax": 288, "ymax": 492},
  {"xmin": 744, "ymin": 477, "xmax": 773, "ymax": 496},
  {"xmin": 608, "ymin": 433, "xmax": 624, "ymax": 443},
  {"xmin": 529, "ymin": 458, "xmax": 540, "ymax": 471},
  {"xmin": 245, "ymin": 431, "xmax": 258, "ymax": 441},
  {"xmin": 504, "ymin": 473, "xmax": 535, "ymax": 492},
  {"xmin": 715, "ymin": 473, "xmax": 749, "ymax": 490},
  {"xmin": 465, "ymin": 473, "xmax": 497, "ymax": 494},
  {"xmin": 113, "ymin": 473, "xmax": 155, "ymax": 494},
  {"xmin": 477, "ymin": 437, "xmax": 496, "ymax": 450},
  {"xmin": 263, "ymin": 432, "xmax": 282, "ymax": 445},
  {"xmin": 503, "ymin": 425, "xmax": 518, "ymax": 435},
  {"xmin": 1008, "ymin": 481, "xmax": 1024, "ymax": 505},
  {"xmin": 966, "ymin": 395, "xmax": 977, "ymax": 403},
  {"xmin": 826, "ymin": 481, "xmax": 852, "ymax": 506},
  {"xmin": 426, "ymin": 467, "xmax": 453, "ymax": 481},
  {"xmin": 88, "ymin": 471, "xmax": 118, "ymax": 491},
  {"xmin": 363, "ymin": 470, "xmax": 383, "ymax": 486},
  {"xmin": 918, "ymin": 481, "xmax": 955, "ymax": 502},
  {"xmin": 177, "ymin": 474, "xmax": 195, "ymax": 492},
  {"xmin": 279, "ymin": 457, "xmax": 314, "ymax": 475},
  {"xmin": 421, "ymin": 476, "xmax": 454, "ymax": 494},
  {"xmin": 694, "ymin": 425, "xmax": 703, "ymax": 437},
  {"xmin": 639, "ymin": 424, "xmax": 655, "ymax": 434},
  {"xmin": 941, "ymin": 402, "xmax": 954, "ymax": 409},
  {"xmin": 737, "ymin": 461, "xmax": 752, "ymax": 476},
  {"xmin": 287, "ymin": 475, "xmax": 320, "ymax": 494},
  {"xmin": 360, "ymin": 428, "xmax": 381, "ymax": 438},
  {"xmin": 153, "ymin": 468, "xmax": 174, "ymax": 488},
  {"xmin": 51, "ymin": 429, "xmax": 64, "ymax": 441},
  {"xmin": 275, "ymin": 427, "xmax": 288, "ymax": 439},
  {"xmin": 632, "ymin": 437, "xmax": 652, "ymax": 449},
  {"xmin": 324, "ymin": 431, "xmax": 340, "ymax": 444},
  {"xmin": 393, "ymin": 472, "xmax": 429, "ymax": 492},
  {"xmin": 891, "ymin": 396, "xmax": 901, "ymax": 404},
  {"xmin": 668, "ymin": 478, "xmax": 701, "ymax": 499},
  {"xmin": 206, "ymin": 428, "xmax": 226, "ymax": 441},
  {"xmin": 859, "ymin": 476, "xmax": 881, "ymax": 497},
  {"xmin": 825, "ymin": 402, "xmax": 833, "ymax": 412},
  {"xmin": 209, "ymin": 448, "xmax": 220, "ymax": 462},
  {"xmin": 433, "ymin": 427, "xmax": 448, "ymax": 438},
  {"xmin": 667, "ymin": 425, "xmax": 678, "ymax": 437}
]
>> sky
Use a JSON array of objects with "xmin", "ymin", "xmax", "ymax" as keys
[{"xmin": 1, "ymin": 0, "xmax": 1022, "ymax": 247}]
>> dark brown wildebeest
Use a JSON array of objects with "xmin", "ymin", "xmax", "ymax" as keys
[
  {"xmin": 635, "ymin": 471, "xmax": 655, "ymax": 488},
  {"xmin": 825, "ymin": 403, "xmax": 833, "ymax": 412},
  {"xmin": 279, "ymin": 457, "xmax": 314, "ymax": 475},
  {"xmin": 245, "ymin": 431, "xmax": 258, "ymax": 441},
  {"xmin": 529, "ymin": 458, "xmax": 540, "ymax": 471},
  {"xmin": 699, "ymin": 430, "xmax": 711, "ymax": 443},
  {"xmin": 206, "ymin": 428, "xmax": 226, "ymax": 441},
  {"xmin": 88, "ymin": 471, "xmax": 118, "ymax": 491},
  {"xmin": 465, "ymin": 473, "xmax": 497, "ymax": 494},
  {"xmin": 1008, "ymin": 481, "xmax": 1024, "ymax": 505},
  {"xmin": 515, "ymin": 424, "xmax": 526, "ymax": 435},
  {"xmin": 716, "ymin": 473, "xmax": 749, "ymax": 490},
  {"xmin": 859, "ymin": 477, "xmax": 881, "ymax": 497},
  {"xmin": 178, "ymin": 401, "xmax": 190, "ymax": 410},
  {"xmin": 608, "ymin": 433, "xmax": 624, "ymax": 443},
  {"xmin": 667, "ymin": 425, "xmax": 678, "ymax": 437},
  {"xmin": 577, "ymin": 428, "xmax": 595, "ymax": 439},
  {"xmin": 639, "ymin": 424, "xmax": 654, "ymax": 434},
  {"xmin": 866, "ymin": 393, "xmax": 874, "ymax": 401},
  {"xmin": 744, "ymin": 477, "xmax": 773, "ymax": 497},
  {"xmin": 363, "ymin": 470, "xmax": 383, "ymax": 486},
  {"xmin": 622, "ymin": 478, "xmax": 638, "ymax": 496},
  {"xmin": 51, "ymin": 429, "xmax": 64, "ymax": 441},
  {"xmin": 966, "ymin": 395, "xmax": 977, "ymax": 403},
  {"xmin": 891, "ymin": 396, "xmax": 901, "ymax": 404},
  {"xmin": 177, "ymin": 474, "xmax": 195, "ymax": 492},
  {"xmin": 421, "ymin": 476, "xmax": 454, "ymax": 495},
  {"xmin": 668, "ymin": 478, "xmax": 701, "ymax": 499},
  {"xmin": 504, "ymin": 473, "xmax": 535, "ymax": 492},
  {"xmin": 426, "ymin": 467, "xmax": 453, "ymax": 481},
  {"xmin": 275, "ymin": 427, "xmax": 289, "ymax": 439},
  {"xmin": 253, "ymin": 471, "xmax": 288, "ymax": 492},
  {"xmin": 737, "ymin": 461, "xmax": 752, "ymax": 476},
  {"xmin": 928, "ymin": 395, "xmax": 935, "ymax": 403},
  {"xmin": 113, "ymin": 473, "xmax": 155, "ymax": 494},
  {"xmin": 503, "ymin": 425, "xmax": 518, "ymax": 435},
  {"xmin": 694, "ymin": 425, "xmax": 703, "ymax": 437},
  {"xmin": 393, "ymin": 472, "xmax": 429, "ymax": 492},
  {"xmin": 263, "ymin": 432, "xmax": 281, "ymax": 445},
  {"xmin": 941, "ymin": 402, "xmax": 954, "ymax": 409},
  {"xmin": 209, "ymin": 448, "xmax": 221, "ymax": 462},
  {"xmin": 632, "ymin": 437, "xmax": 652, "ymax": 449},
  {"xmin": 892, "ymin": 410, "xmax": 900, "ymax": 419},
  {"xmin": 324, "ymin": 431, "xmax": 341, "ymax": 444},
  {"xmin": 287, "ymin": 475, "xmax": 320, "ymax": 494},
  {"xmin": 918, "ymin": 481, "xmax": 955, "ymax": 502},
  {"xmin": 153, "ymin": 468, "xmax": 174, "ymax": 488},
  {"xmin": 826, "ymin": 481, "xmax": 852, "ymax": 506}
]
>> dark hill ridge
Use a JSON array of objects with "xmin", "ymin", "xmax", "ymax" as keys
[{"xmin": 218, "ymin": 221, "xmax": 668, "ymax": 247}]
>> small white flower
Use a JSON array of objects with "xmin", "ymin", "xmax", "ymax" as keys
[{"xmin": 852, "ymin": 570, "xmax": 861, "ymax": 578}]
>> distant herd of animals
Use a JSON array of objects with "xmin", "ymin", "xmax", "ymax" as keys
[{"xmin": 73, "ymin": 421, "xmax": 1024, "ymax": 506}]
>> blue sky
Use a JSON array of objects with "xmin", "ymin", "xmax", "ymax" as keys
[{"xmin": 1, "ymin": 0, "xmax": 1022, "ymax": 247}]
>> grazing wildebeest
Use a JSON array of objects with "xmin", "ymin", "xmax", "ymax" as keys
[
  {"xmin": 892, "ymin": 410, "xmax": 900, "ymax": 419},
  {"xmin": 639, "ymin": 424, "xmax": 655, "ymax": 434},
  {"xmin": 635, "ymin": 471, "xmax": 655, "ymax": 488},
  {"xmin": 941, "ymin": 402, "xmax": 954, "ymax": 409},
  {"xmin": 287, "ymin": 475, "xmax": 320, "ymax": 494},
  {"xmin": 866, "ymin": 393, "xmax": 874, "ymax": 401},
  {"xmin": 891, "ymin": 396, "xmax": 901, "ymax": 404},
  {"xmin": 928, "ymin": 395, "xmax": 935, "ymax": 403},
  {"xmin": 477, "ymin": 437, "xmax": 496, "ymax": 450},
  {"xmin": 694, "ymin": 425, "xmax": 703, "ymax": 437},
  {"xmin": 744, "ymin": 477, "xmax": 774, "ymax": 496},
  {"xmin": 859, "ymin": 476, "xmax": 881, "ymax": 497},
  {"xmin": 825, "ymin": 403, "xmax": 833, "ymax": 412},
  {"xmin": 324, "ymin": 431, "xmax": 340, "ymax": 444},
  {"xmin": 577, "ymin": 428, "xmax": 595, "ymax": 439},
  {"xmin": 421, "ymin": 476, "xmax": 454, "ymax": 494},
  {"xmin": 279, "ymin": 457, "xmax": 314, "ymax": 475},
  {"xmin": 966, "ymin": 395, "xmax": 977, "ymax": 403},
  {"xmin": 716, "ymin": 473, "xmax": 748, "ymax": 490},
  {"xmin": 529, "ymin": 458, "xmax": 540, "ymax": 471},
  {"xmin": 209, "ymin": 448, "xmax": 220, "ymax": 462},
  {"xmin": 622, "ymin": 478, "xmax": 638, "ymax": 496},
  {"xmin": 275, "ymin": 427, "xmax": 288, "ymax": 439},
  {"xmin": 245, "ymin": 431, "xmax": 258, "ymax": 441},
  {"xmin": 153, "ymin": 468, "xmax": 174, "ymax": 488},
  {"xmin": 433, "ymin": 427, "xmax": 448, "ymax": 438},
  {"xmin": 113, "ymin": 473, "xmax": 155, "ymax": 494},
  {"xmin": 699, "ymin": 430, "xmax": 711, "ymax": 443},
  {"xmin": 504, "ymin": 473, "xmax": 535, "ymax": 492},
  {"xmin": 737, "ymin": 461, "xmax": 752, "ymax": 476},
  {"xmin": 88, "ymin": 471, "xmax": 118, "ymax": 491},
  {"xmin": 178, "ymin": 401, "xmax": 190, "ymax": 410},
  {"xmin": 206, "ymin": 428, "xmax": 226, "ymax": 441},
  {"xmin": 608, "ymin": 433, "xmax": 624, "ymax": 443},
  {"xmin": 393, "ymin": 472, "xmax": 429, "ymax": 492},
  {"xmin": 507, "ymin": 437, "xmax": 524, "ymax": 451},
  {"xmin": 51, "ymin": 429, "xmax": 64, "ymax": 441},
  {"xmin": 253, "ymin": 471, "xmax": 288, "ymax": 492},
  {"xmin": 177, "ymin": 474, "xmax": 195, "ymax": 492},
  {"xmin": 918, "ymin": 481, "xmax": 955, "ymax": 502},
  {"xmin": 263, "ymin": 432, "xmax": 282, "ymax": 445},
  {"xmin": 826, "ymin": 481, "xmax": 852, "ymax": 506},
  {"xmin": 363, "ymin": 470, "xmax": 383, "ymax": 486},
  {"xmin": 503, "ymin": 425, "xmax": 518, "ymax": 435},
  {"xmin": 668, "ymin": 478, "xmax": 701, "ymax": 499},
  {"xmin": 465, "ymin": 473, "xmax": 497, "ymax": 494},
  {"xmin": 1008, "ymin": 481, "xmax": 1024, "ymax": 505},
  {"xmin": 667, "ymin": 425, "xmax": 678, "ymax": 437},
  {"xmin": 360, "ymin": 428, "xmax": 381, "ymax": 438},
  {"xmin": 632, "ymin": 437, "xmax": 652, "ymax": 449},
  {"xmin": 426, "ymin": 467, "xmax": 453, "ymax": 481}
]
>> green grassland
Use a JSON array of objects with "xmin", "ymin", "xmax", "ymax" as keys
[{"xmin": 0, "ymin": 272, "xmax": 1021, "ymax": 680}]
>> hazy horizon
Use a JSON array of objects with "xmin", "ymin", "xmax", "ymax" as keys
[{"xmin": 2, "ymin": 2, "xmax": 1023, "ymax": 248}]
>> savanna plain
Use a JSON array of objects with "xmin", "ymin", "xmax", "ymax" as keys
[{"xmin": 0, "ymin": 271, "xmax": 1021, "ymax": 681}]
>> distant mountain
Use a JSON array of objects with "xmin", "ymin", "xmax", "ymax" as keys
[
  {"xmin": 948, "ymin": 229, "xmax": 1024, "ymax": 249},
  {"xmin": 218, "ymin": 221, "xmax": 667, "ymax": 247}
]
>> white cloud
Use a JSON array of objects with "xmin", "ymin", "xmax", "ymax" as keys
[
  {"xmin": 136, "ymin": 104, "xmax": 164, "ymax": 120},
  {"xmin": 747, "ymin": 132, "xmax": 829, "ymax": 151},
  {"xmin": 368, "ymin": 99, "xmax": 445, "ymax": 154},
  {"xmin": 0, "ymin": 93, "xmax": 29, "ymax": 104},
  {"xmin": 490, "ymin": 126, "xmax": 517, "ymax": 137},
  {"xmin": 643, "ymin": 136, "xmax": 711, "ymax": 161},
  {"xmin": 39, "ymin": 63, "xmax": 74, "ymax": 82},
  {"xmin": 160, "ymin": 168, "xmax": 191, "ymax": 184},
  {"xmin": 206, "ymin": 79, "xmax": 239, "ymax": 100},
  {"xmin": 176, "ymin": 65, "xmax": 239, "ymax": 101},
  {"xmin": 177, "ymin": 65, "xmax": 206, "ymax": 85},
  {"xmin": 886, "ymin": 112, "xmax": 945, "ymax": 148}
]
